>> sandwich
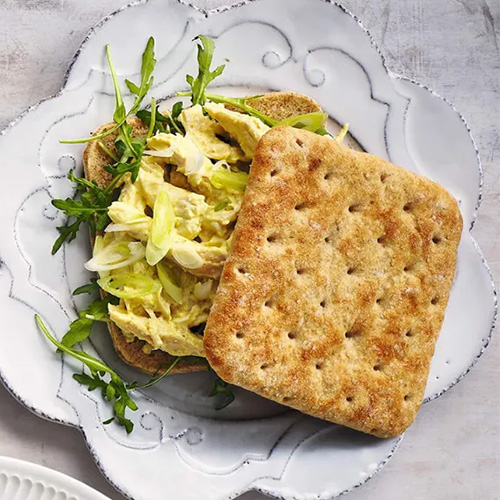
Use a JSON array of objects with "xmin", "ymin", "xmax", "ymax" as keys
[{"xmin": 39, "ymin": 35, "xmax": 462, "ymax": 436}]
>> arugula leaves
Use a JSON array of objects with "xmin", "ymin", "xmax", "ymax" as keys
[
  {"xmin": 72, "ymin": 279, "xmax": 100, "ymax": 296},
  {"xmin": 169, "ymin": 102, "xmax": 185, "ymax": 134},
  {"xmin": 107, "ymin": 44, "xmax": 127, "ymax": 126},
  {"xmin": 72, "ymin": 370, "xmax": 137, "ymax": 432},
  {"xmin": 137, "ymin": 106, "xmax": 168, "ymax": 134},
  {"xmin": 127, "ymin": 358, "xmax": 180, "ymax": 390},
  {"xmin": 36, "ymin": 314, "xmax": 139, "ymax": 433},
  {"xmin": 99, "ymin": 40, "xmax": 155, "ymax": 183},
  {"xmin": 60, "ymin": 281, "xmax": 119, "ymax": 349},
  {"xmin": 146, "ymin": 97, "xmax": 157, "ymax": 138},
  {"xmin": 209, "ymin": 377, "xmax": 235, "ymax": 410},
  {"xmin": 61, "ymin": 37, "xmax": 156, "ymax": 145},
  {"xmin": 36, "ymin": 314, "xmax": 181, "ymax": 434},
  {"xmin": 186, "ymin": 36, "xmax": 225, "ymax": 106},
  {"xmin": 125, "ymin": 37, "xmax": 156, "ymax": 115},
  {"xmin": 61, "ymin": 296, "xmax": 114, "ymax": 348},
  {"xmin": 104, "ymin": 123, "xmax": 146, "ymax": 183},
  {"xmin": 51, "ymin": 170, "xmax": 115, "ymax": 254},
  {"xmin": 46, "ymin": 35, "xmax": 245, "ymax": 432},
  {"xmin": 52, "ymin": 39, "xmax": 158, "ymax": 253},
  {"xmin": 178, "ymin": 36, "xmax": 271, "ymax": 125},
  {"xmin": 97, "ymin": 141, "xmax": 119, "ymax": 162},
  {"xmin": 136, "ymin": 101, "xmax": 185, "ymax": 136}
]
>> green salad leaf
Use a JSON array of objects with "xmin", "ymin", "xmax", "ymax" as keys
[
  {"xmin": 125, "ymin": 37, "xmax": 156, "ymax": 115},
  {"xmin": 136, "ymin": 100, "xmax": 185, "ymax": 136},
  {"xmin": 36, "ymin": 314, "xmax": 139, "ymax": 433},
  {"xmin": 61, "ymin": 296, "xmax": 115, "ymax": 348},
  {"xmin": 209, "ymin": 377, "xmax": 235, "ymax": 410},
  {"xmin": 186, "ymin": 36, "xmax": 225, "ymax": 106},
  {"xmin": 46, "ymin": 35, "xmax": 250, "ymax": 429},
  {"xmin": 60, "ymin": 37, "xmax": 156, "ymax": 145},
  {"xmin": 52, "ymin": 38, "xmax": 158, "ymax": 253},
  {"xmin": 97, "ymin": 141, "xmax": 119, "ymax": 162},
  {"xmin": 137, "ymin": 106, "xmax": 168, "ymax": 134},
  {"xmin": 107, "ymin": 45, "xmax": 127, "ymax": 125},
  {"xmin": 36, "ymin": 315, "xmax": 181, "ymax": 434},
  {"xmin": 103, "ymin": 123, "xmax": 146, "ymax": 183},
  {"xmin": 72, "ymin": 279, "xmax": 100, "ymax": 296},
  {"xmin": 146, "ymin": 97, "xmax": 157, "ymax": 138},
  {"xmin": 127, "ymin": 358, "xmax": 180, "ymax": 390},
  {"xmin": 51, "ymin": 170, "xmax": 116, "ymax": 254},
  {"xmin": 60, "ymin": 282, "xmax": 119, "ymax": 349}
]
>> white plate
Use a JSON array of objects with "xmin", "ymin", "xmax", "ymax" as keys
[
  {"xmin": 0, "ymin": 457, "xmax": 110, "ymax": 500},
  {"xmin": 0, "ymin": 1, "xmax": 496, "ymax": 500}
]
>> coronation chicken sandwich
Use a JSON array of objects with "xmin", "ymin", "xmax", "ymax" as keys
[{"xmin": 38, "ymin": 35, "xmax": 461, "ymax": 438}]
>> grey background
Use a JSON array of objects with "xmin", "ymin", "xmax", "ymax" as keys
[{"xmin": 0, "ymin": 1, "xmax": 499, "ymax": 499}]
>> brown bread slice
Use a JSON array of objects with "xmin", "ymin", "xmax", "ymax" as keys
[
  {"xmin": 245, "ymin": 91, "xmax": 322, "ymax": 121},
  {"xmin": 204, "ymin": 126, "xmax": 462, "ymax": 436}
]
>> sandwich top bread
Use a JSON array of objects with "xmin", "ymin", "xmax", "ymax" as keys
[{"xmin": 204, "ymin": 126, "xmax": 462, "ymax": 437}]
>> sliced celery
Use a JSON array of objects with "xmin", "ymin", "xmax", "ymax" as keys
[
  {"xmin": 336, "ymin": 123, "xmax": 349, "ymax": 143},
  {"xmin": 276, "ymin": 112, "xmax": 328, "ymax": 133},
  {"xmin": 146, "ymin": 189, "xmax": 175, "ymax": 265},
  {"xmin": 157, "ymin": 261, "xmax": 183, "ymax": 304},
  {"xmin": 211, "ymin": 170, "xmax": 248, "ymax": 192},
  {"xmin": 84, "ymin": 241, "xmax": 145, "ymax": 272},
  {"xmin": 98, "ymin": 273, "xmax": 161, "ymax": 299}
]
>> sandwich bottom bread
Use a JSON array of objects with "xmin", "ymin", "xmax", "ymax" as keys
[
  {"xmin": 204, "ymin": 126, "xmax": 462, "ymax": 437},
  {"xmin": 83, "ymin": 92, "xmax": 322, "ymax": 375}
]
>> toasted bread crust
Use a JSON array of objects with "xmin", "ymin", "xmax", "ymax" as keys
[
  {"xmin": 204, "ymin": 126, "xmax": 462, "ymax": 437},
  {"xmin": 247, "ymin": 92, "xmax": 322, "ymax": 121},
  {"xmin": 83, "ymin": 116, "xmax": 148, "ymax": 189},
  {"xmin": 84, "ymin": 93, "xmax": 323, "ymax": 375},
  {"xmin": 108, "ymin": 321, "xmax": 208, "ymax": 374}
]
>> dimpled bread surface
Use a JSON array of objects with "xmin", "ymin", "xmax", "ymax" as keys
[{"xmin": 204, "ymin": 126, "xmax": 462, "ymax": 437}]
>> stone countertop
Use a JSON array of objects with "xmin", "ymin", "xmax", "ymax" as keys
[{"xmin": 0, "ymin": 1, "xmax": 498, "ymax": 499}]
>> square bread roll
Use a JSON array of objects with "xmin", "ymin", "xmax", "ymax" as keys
[{"xmin": 204, "ymin": 126, "xmax": 462, "ymax": 438}]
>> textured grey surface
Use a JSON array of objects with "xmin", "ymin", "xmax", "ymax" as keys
[{"xmin": 0, "ymin": 0, "xmax": 498, "ymax": 499}]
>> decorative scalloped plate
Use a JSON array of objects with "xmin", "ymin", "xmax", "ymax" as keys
[
  {"xmin": 0, "ymin": 457, "xmax": 110, "ymax": 500},
  {"xmin": 0, "ymin": 1, "xmax": 496, "ymax": 499}
]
